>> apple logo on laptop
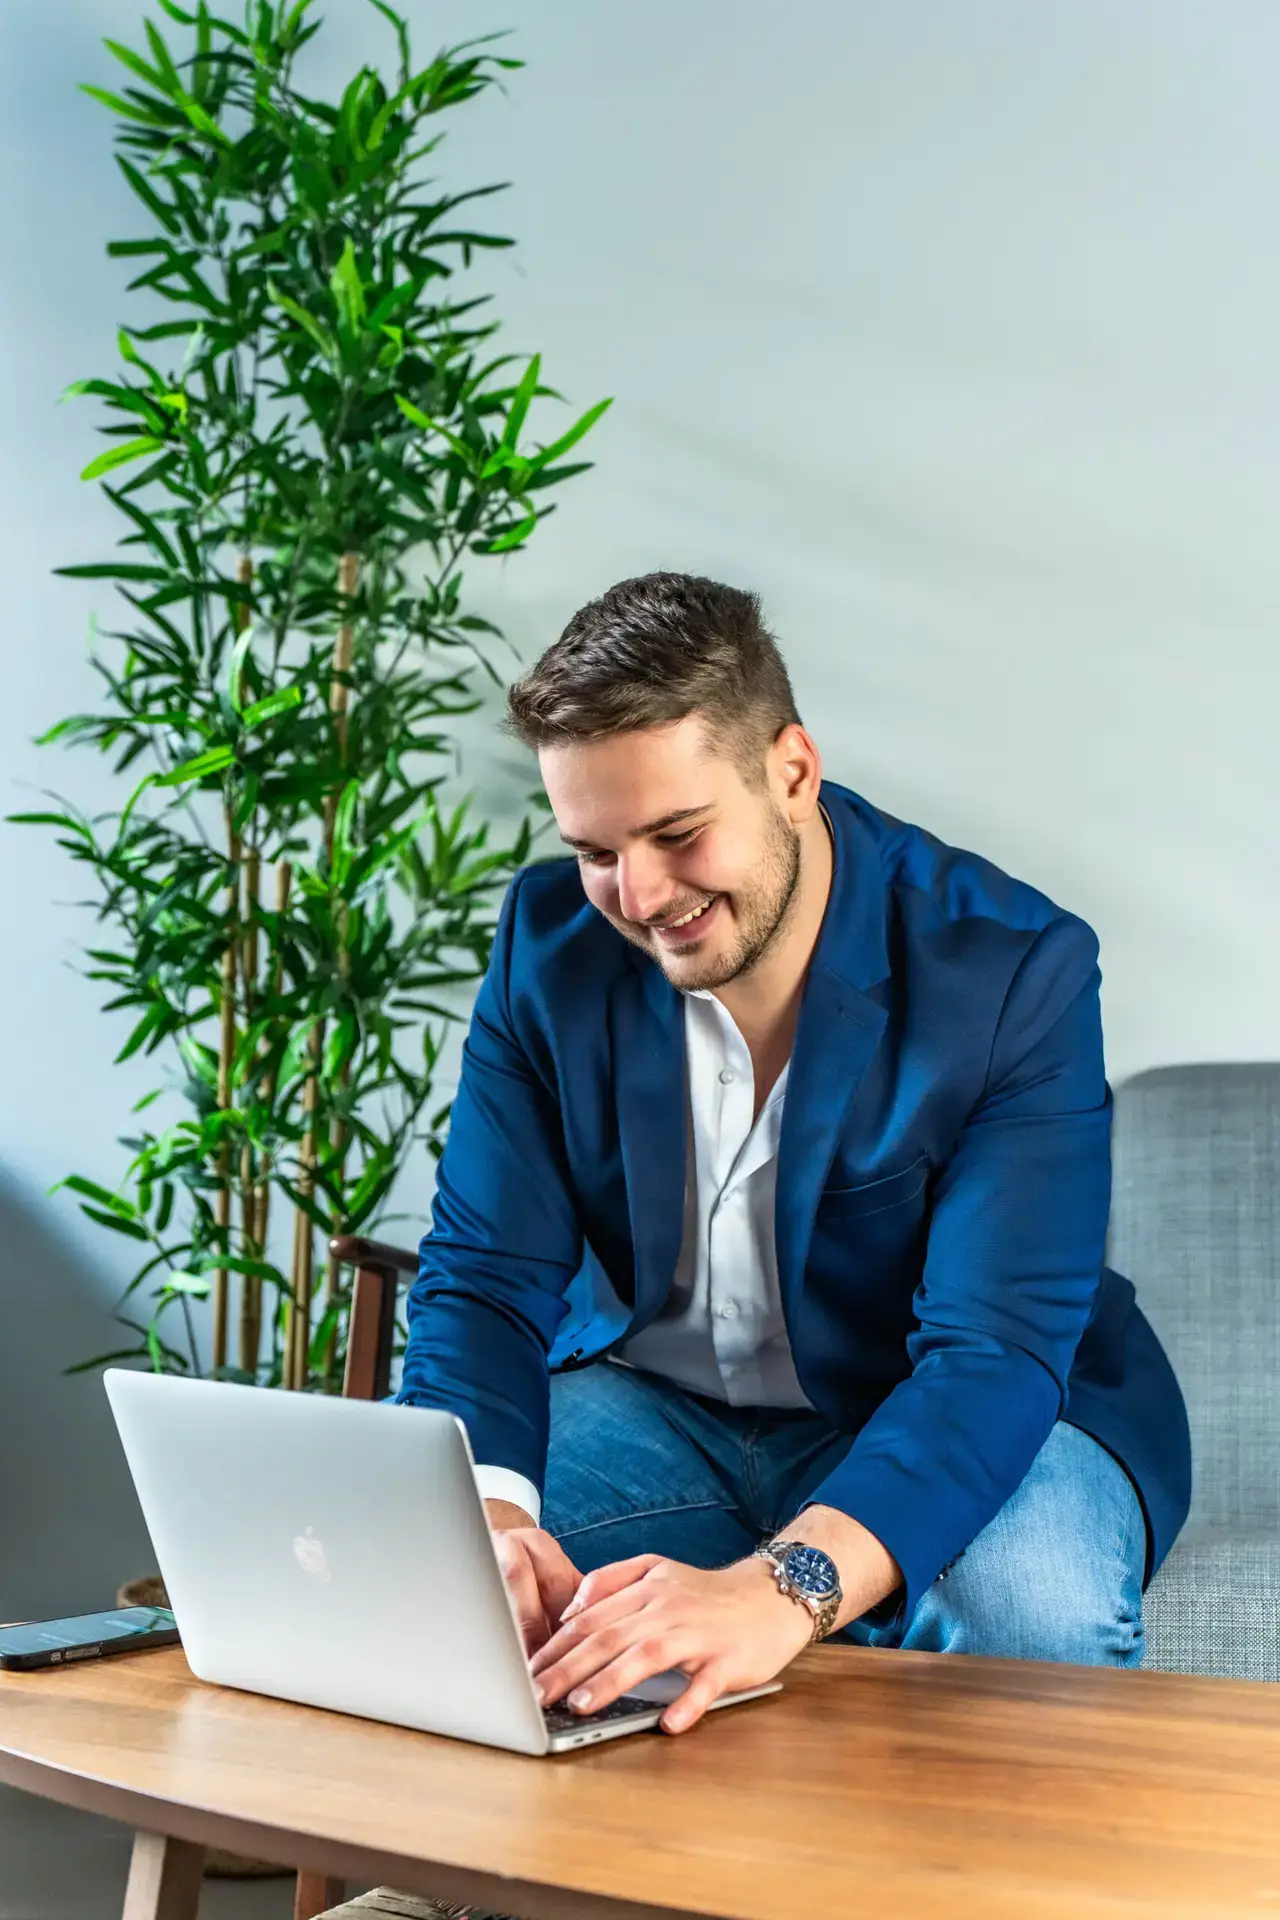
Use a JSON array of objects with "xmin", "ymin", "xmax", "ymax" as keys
[{"xmin": 293, "ymin": 1527, "xmax": 331, "ymax": 1583}]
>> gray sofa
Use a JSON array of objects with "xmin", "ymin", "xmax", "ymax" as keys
[{"xmin": 1107, "ymin": 1064, "xmax": 1279, "ymax": 1681}]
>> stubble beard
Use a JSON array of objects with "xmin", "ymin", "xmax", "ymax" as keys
[{"xmin": 613, "ymin": 801, "xmax": 804, "ymax": 993}]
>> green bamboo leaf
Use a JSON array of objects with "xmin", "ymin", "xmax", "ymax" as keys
[
  {"xmin": 116, "ymin": 156, "xmax": 181, "ymax": 233},
  {"xmin": 65, "ymin": 1348, "xmax": 150, "ymax": 1375},
  {"xmin": 241, "ymin": 686, "xmax": 303, "ymax": 728},
  {"xmin": 330, "ymin": 779, "xmax": 360, "ymax": 884},
  {"xmin": 163, "ymin": 1270, "xmax": 211, "ymax": 1296},
  {"xmin": 106, "ymin": 238, "xmax": 172, "ymax": 260},
  {"xmin": 329, "ymin": 236, "xmax": 367, "ymax": 335},
  {"xmin": 79, "ymin": 83, "xmax": 169, "ymax": 127},
  {"xmin": 269, "ymin": 283, "xmax": 337, "ymax": 357},
  {"xmin": 79, "ymin": 1205, "xmax": 152, "ymax": 1242},
  {"xmin": 80, "ymin": 437, "xmax": 165, "ymax": 481},
  {"xmin": 116, "ymin": 1005, "xmax": 165, "ymax": 1064},
  {"xmin": 54, "ymin": 562, "xmax": 170, "ymax": 580},
  {"xmin": 143, "ymin": 20, "xmax": 183, "ymax": 93},
  {"xmin": 54, "ymin": 1173, "xmax": 138, "ymax": 1216},
  {"xmin": 238, "ymin": 223, "xmax": 294, "ymax": 258},
  {"xmin": 527, "ymin": 396, "xmax": 613, "ymax": 471},
  {"xmin": 499, "ymin": 353, "xmax": 540, "ymax": 451},
  {"xmin": 118, "ymin": 770, "xmax": 159, "ymax": 840},
  {"xmin": 154, "ymin": 1178, "xmax": 174, "ymax": 1228},
  {"xmin": 483, "ymin": 505, "xmax": 538, "ymax": 553},
  {"xmin": 154, "ymin": 745, "xmax": 236, "ymax": 786},
  {"xmin": 7, "ymin": 810, "xmax": 84, "ymax": 831},
  {"xmin": 188, "ymin": 1252, "xmax": 284, "ymax": 1283},
  {"xmin": 306, "ymin": 1299, "xmax": 344, "ymax": 1375},
  {"xmin": 177, "ymin": 90, "xmax": 230, "ymax": 147},
  {"xmin": 192, "ymin": 3, "xmax": 213, "ymax": 95},
  {"xmin": 103, "ymin": 40, "xmax": 168, "ymax": 92},
  {"xmin": 394, "ymin": 395, "xmax": 473, "ymax": 464}
]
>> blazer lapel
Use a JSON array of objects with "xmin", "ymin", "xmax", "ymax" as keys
[
  {"xmin": 774, "ymin": 784, "xmax": 892, "ymax": 1319},
  {"xmin": 610, "ymin": 954, "xmax": 688, "ymax": 1330},
  {"xmin": 774, "ymin": 974, "xmax": 888, "ymax": 1318}
]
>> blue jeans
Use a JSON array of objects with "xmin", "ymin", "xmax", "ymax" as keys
[{"xmin": 541, "ymin": 1360, "xmax": 1146, "ymax": 1665}]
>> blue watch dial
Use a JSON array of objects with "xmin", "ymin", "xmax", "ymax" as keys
[{"xmin": 782, "ymin": 1544, "xmax": 839, "ymax": 1598}]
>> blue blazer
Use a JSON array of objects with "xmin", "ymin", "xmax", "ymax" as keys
[{"xmin": 399, "ymin": 780, "xmax": 1191, "ymax": 1622}]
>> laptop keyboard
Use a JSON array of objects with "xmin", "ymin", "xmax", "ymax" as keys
[{"xmin": 542, "ymin": 1693, "xmax": 657, "ymax": 1736}]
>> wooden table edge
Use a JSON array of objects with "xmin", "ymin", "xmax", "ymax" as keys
[{"xmin": 0, "ymin": 1738, "xmax": 713, "ymax": 1920}]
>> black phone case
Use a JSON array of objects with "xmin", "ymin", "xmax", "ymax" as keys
[{"xmin": 0, "ymin": 1624, "xmax": 181, "ymax": 1672}]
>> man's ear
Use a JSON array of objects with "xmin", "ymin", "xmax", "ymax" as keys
[{"xmin": 770, "ymin": 722, "xmax": 822, "ymax": 818}]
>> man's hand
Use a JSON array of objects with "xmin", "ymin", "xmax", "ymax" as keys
[
  {"xmin": 485, "ymin": 1500, "xmax": 583, "ymax": 1656},
  {"xmin": 526, "ymin": 1507, "xmax": 900, "ymax": 1735},
  {"xmin": 529, "ymin": 1553, "xmax": 813, "ymax": 1734}
]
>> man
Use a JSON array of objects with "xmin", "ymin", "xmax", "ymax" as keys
[{"xmin": 398, "ymin": 571, "xmax": 1190, "ymax": 1736}]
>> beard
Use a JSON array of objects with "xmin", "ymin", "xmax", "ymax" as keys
[{"xmin": 611, "ymin": 799, "xmax": 804, "ymax": 993}]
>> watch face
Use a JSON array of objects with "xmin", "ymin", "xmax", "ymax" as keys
[{"xmin": 782, "ymin": 1544, "xmax": 839, "ymax": 1599}]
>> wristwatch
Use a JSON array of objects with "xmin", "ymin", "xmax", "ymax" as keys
[{"xmin": 754, "ymin": 1538, "xmax": 843, "ymax": 1642}]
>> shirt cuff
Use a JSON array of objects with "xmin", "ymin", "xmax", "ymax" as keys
[{"xmin": 474, "ymin": 1464, "xmax": 542, "ymax": 1525}]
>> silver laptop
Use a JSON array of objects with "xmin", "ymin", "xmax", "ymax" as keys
[{"xmin": 103, "ymin": 1370, "xmax": 780, "ymax": 1755}]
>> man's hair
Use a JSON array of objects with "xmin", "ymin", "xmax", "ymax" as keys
[{"xmin": 504, "ymin": 571, "xmax": 801, "ymax": 787}]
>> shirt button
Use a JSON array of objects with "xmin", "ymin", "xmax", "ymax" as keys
[
  {"xmin": 719, "ymin": 1067, "xmax": 736, "ymax": 1085},
  {"xmin": 717, "ymin": 1300, "xmax": 740, "ymax": 1320}
]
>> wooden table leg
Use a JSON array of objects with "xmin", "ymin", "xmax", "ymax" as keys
[
  {"xmin": 123, "ymin": 1832, "xmax": 206, "ymax": 1920},
  {"xmin": 295, "ymin": 1871, "xmax": 346, "ymax": 1920}
]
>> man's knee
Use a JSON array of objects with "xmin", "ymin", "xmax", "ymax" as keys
[
  {"xmin": 895, "ymin": 1425, "xmax": 1147, "ymax": 1667},
  {"xmin": 904, "ymin": 1533, "xmax": 1143, "ymax": 1665}
]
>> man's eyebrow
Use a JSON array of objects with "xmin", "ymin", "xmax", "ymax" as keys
[{"xmin": 559, "ymin": 804, "xmax": 713, "ymax": 851}]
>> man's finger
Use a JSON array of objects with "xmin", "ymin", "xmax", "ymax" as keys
[
  {"xmin": 660, "ymin": 1666, "xmax": 725, "ymax": 1735},
  {"xmin": 530, "ymin": 1577, "xmax": 651, "ymax": 1677},
  {"xmin": 524, "ymin": 1532, "xmax": 582, "ymax": 1627},
  {"xmin": 552, "ymin": 1632, "xmax": 699, "ymax": 1717},
  {"xmin": 494, "ymin": 1538, "xmax": 550, "ymax": 1653},
  {"xmin": 562, "ymin": 1553, "xmax": 664, "ymax": 1620}
]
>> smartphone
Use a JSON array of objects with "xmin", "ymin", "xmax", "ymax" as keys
[{"xmin": 0, "ymin": 1606, "xmax": 180, "ymax": 1671}]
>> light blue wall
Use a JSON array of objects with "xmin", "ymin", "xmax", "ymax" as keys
[{"xmin": 2, "ymin": 0, "xmax": 1277, "ymax": 1612}]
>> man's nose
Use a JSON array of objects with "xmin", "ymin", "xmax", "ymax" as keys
[{"xmin": 615, "ymin": 850, "xmax": 675, "ymax": 926}]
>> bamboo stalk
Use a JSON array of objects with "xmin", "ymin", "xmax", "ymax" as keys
[
  {"xmin": 322, "ymin": 552, "xmax": 360, "ymax": 1384},
  {"xmin": 286, "ymin": 551, "xmax": 360, "ymax": 1391},
  {"xmin": 251, "ymin": 858, "xmax": 291, "ymax": 1375},
  {"xmin": 236, "ymin": 842, "xmax": 261, "ymax": 1377},
  {"xmin": 287, "ymin": 1023, "xmax": 323, "ymax": 1391},
  {"xmin": 219, "ymin": 552, "xmax": 254, "ymax": 1381},
  {"xmin": 212, "ymin": 812, "xmax": 240, "ymax": 1376},
  {"xmin": 324, "ymin": 551, "xmax": 361, "ymax": 847}
]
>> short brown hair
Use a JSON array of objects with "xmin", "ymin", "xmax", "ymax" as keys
[{"xmin": 504, "ymin": 572, "xmax": 801, "ymax": 786}]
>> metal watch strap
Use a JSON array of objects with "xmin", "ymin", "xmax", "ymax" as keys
[{"xmin": 755, "ymin": 1539, "xmax": 841, "ymax": 1642}]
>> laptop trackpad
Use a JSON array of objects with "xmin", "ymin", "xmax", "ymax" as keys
[{"xmin": 628, "ymin": 1668, "xmax": 690, "ymax": 1705}]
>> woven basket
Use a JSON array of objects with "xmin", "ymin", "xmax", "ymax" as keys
[{"xmin": 116, "ymin": 1576, "xmax": 291, "ymax": 1880}]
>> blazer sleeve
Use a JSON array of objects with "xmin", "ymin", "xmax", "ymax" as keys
[
  {"xmin": 802, "ymin": 913, "xmax": 1113, "ymax": 1625},
  {"xmin": 396, "ymin": 868, "xmax": 583, "ymax": 1490}
]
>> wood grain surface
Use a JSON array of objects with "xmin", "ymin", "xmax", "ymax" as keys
[{"xmin": 2, "ymin": 1643, "xmax": 1279, "ymax": 1920}]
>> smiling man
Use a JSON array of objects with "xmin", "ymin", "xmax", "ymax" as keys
[{"xmin": 398, "ymin": 571, "xmax": 1190, "ymax": 1734}]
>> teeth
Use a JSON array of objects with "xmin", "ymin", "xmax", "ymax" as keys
[{"xmin": 661, "ymin": 897, "xmax": 715, "ymax": 930}]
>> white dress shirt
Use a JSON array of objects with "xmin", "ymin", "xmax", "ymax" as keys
[{"xmin": 474, "ymin": 988, "xmax": 807, "ymax": 1525}]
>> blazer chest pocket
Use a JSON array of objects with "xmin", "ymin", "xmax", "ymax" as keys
[{"xmin": 817, "ymin": 1155, "xmax": 929, "ymax": 1220}]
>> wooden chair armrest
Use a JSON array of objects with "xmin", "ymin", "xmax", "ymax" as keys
[
  {"xmin": 328, "ymin": 1234, "xmax": 418, "ymax": 1276},
  {"xmin": 330, "ymin": 1236, "xmax": 417, "ymax": 1402}
]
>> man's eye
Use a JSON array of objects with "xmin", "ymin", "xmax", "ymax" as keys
[{"xmin": 577, "ymin": 827, "xmax": 702, "ymax": 867}]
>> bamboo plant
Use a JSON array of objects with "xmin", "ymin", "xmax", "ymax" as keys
[{"xmin": 13, "ymin": 0, "xmax": 608, "ymax": 1390}]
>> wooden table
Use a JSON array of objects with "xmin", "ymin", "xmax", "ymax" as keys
[{"xmin": 1, "ymin": 1643, "xmax": 1279, "ymax": 1920}]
